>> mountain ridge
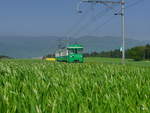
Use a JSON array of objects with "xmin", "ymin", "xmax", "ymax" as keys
[{"xmin": 0, "ymin": 35, "xmax": 149, "ymax": 58}]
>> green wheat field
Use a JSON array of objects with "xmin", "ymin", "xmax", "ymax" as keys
[{"xmin": 0, "ymin": 58, "xmax": 150, "ymax": 113}]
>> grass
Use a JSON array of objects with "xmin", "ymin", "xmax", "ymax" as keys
[
  {"xmin": 0, "ymin": 59, "xmax": 150, "ymax": 113},
  {"xmin": 85, "ymin": 57, "xmax": 150, "ymax": 67}
]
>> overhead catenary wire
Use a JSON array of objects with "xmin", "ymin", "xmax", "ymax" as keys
[
  {"xmin": 64, "ymin": 0, "xmax": 145, "ymax": 45},
  {"xmin": 71, "ymin": 7, "xmax": 111, "ymax": 38},
  {"xmin": 70, "ymin": 1, "xmax": 122, "ymax": 38},
  {"xmin": 74, "ymin": 2, "xmax": 120, "ymax": 37},
  {"xmin": 65, "ymin": 6, "xmax": 93, "ymax": 38},
  {"xmin": 65, "ymin": 0, "xmax": 120, "ymax": 39},
  {"xmin": 126, "ymin": 0, "xmax": 145, "ymax": 9},
  {"xmin": 87, "ymin": 15, "xmax": 116, "ymax": 36},
  {"xmin": 108, "ymin": 0, "xmax": 145, "ymax": 15},
  {"xmin": 86, "ymin": 5, "xmax": 121, "ymax": 36},
  {"xmin": 76, "ymin": 0, "xmax": 145, "ymax": 36},
  {"xmin": 85, "ymin": 0, "xmax": 145, "ymax": 37},
  {"xmin": 66, "ymin": 0, "xmax": 145, "ymax": 38},
  {"xmin": 63, "ymin": 6, "xmax": 93, "ymax": 45}
]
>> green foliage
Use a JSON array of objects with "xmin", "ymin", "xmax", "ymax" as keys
[
  {"xmin": 127, "ymin": 44, "xmax": 150, "ymax": 61},
  {"xmin": 127, "ymin": 46, "xmax": 145, "ymax": 61},
  {"xmin": 84, "ymin": 44, "xmax": 150, "ymax": 61},
  {"xmin": 0, "ymin": 60, "xmax": 150, "ymax": 113},
  {"xmin": 84, "ymin": 49, "xmax": 121, "ymax": 58},
  {"xmin": 0, "ymin": 55, "xmax": 12, "ymax": 59}
]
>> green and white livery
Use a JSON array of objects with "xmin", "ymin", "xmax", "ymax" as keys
[{"xmin": 55, "ymin": 44, "xmax": 84, "ymax": 63}]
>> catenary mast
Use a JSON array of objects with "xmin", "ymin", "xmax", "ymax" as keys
[{"xmin": 77, "ymin": 0, "xmax": 125, "ymax": 64}]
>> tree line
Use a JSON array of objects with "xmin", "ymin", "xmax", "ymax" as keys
[
  {"xmin": 0, "ymin": 55, "xmax": 12, "ymax": 59},
  {"xmin": 84, "ymin": 44, "xmax": 150, "ymax": 61}
]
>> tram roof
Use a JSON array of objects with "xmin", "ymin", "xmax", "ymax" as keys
[{"xmin": 67, "ymin": 44, "xmax": 83, "ymax": 49}]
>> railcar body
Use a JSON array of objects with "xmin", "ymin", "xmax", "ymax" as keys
[{"xmin": 55, "ymin": 44, "xmax": 84, "ymax": 63}]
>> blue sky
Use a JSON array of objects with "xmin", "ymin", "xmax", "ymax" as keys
[{"xmin": 0, "ymin": 0, "xmax": 149, "ymax": 40}]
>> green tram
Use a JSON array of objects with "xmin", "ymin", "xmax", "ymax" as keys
[{"xmin": 55, "ymin": 44, "xmax": 84, "ymax": 63}]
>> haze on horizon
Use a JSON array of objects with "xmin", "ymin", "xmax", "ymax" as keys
[{"xmin": 0, "ymin": 0, "xmax": 149, "ymax": 40}]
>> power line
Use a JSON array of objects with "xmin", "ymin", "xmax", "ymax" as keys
[
  {"xmin": 88, "ymin": 15, "xmax": 116, "ymax": 36},
  {"xmin": 65, "ymin": 0, "xmax": 120, "ymax": 38},
  {"xmin": 72, "ymin": 0, "xmax": 121, "ymax": 38},
  {"xmin": 71, "ymin": 7, "xmax": 111, "ymax": 37},
  {"xmin": 86, "ymin": 6, "xmax": 121, "ymax": 36},
  {"xmin": 65, "ymin": 7, "xmax": 92, "ymax": 37},
  {"xmin": 126, "ymin": 0, "xmax": 145, "ymax": 9},
  {"xmin": 111, "ymin": 0, "xmax": 145, "ymax": 15}
]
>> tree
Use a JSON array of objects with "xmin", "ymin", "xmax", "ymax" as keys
[
  {"xmin": 127, "ymin": 46, "xmax": 145, "ymax": 61},
  {"xmin": 144, "ymin": 44, "xmax": 150, "ymax": 60}
]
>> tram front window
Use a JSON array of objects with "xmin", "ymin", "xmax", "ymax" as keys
[
  {"xmin": 77, "ymin": 49, "xmax": 83, "ymax": 54},
  {"xmin": 68, "ymin": 49, "xmax": 74, "ymax": 54},
  {"xmin": 69, "ymin": 49, "xmax": 83, "ymax": 54}
]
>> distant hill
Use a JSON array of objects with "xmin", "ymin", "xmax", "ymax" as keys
[
  {"xmin": 0, "ymin": 35, "xmax": 149, "ymax": 58},
  {"xmin": 0, "ymin": 36, "xmax": 59, "ymax": 58},
  {"xmin": 75, "ymin": 36, "xmax": 150, "ymax": 53}
]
